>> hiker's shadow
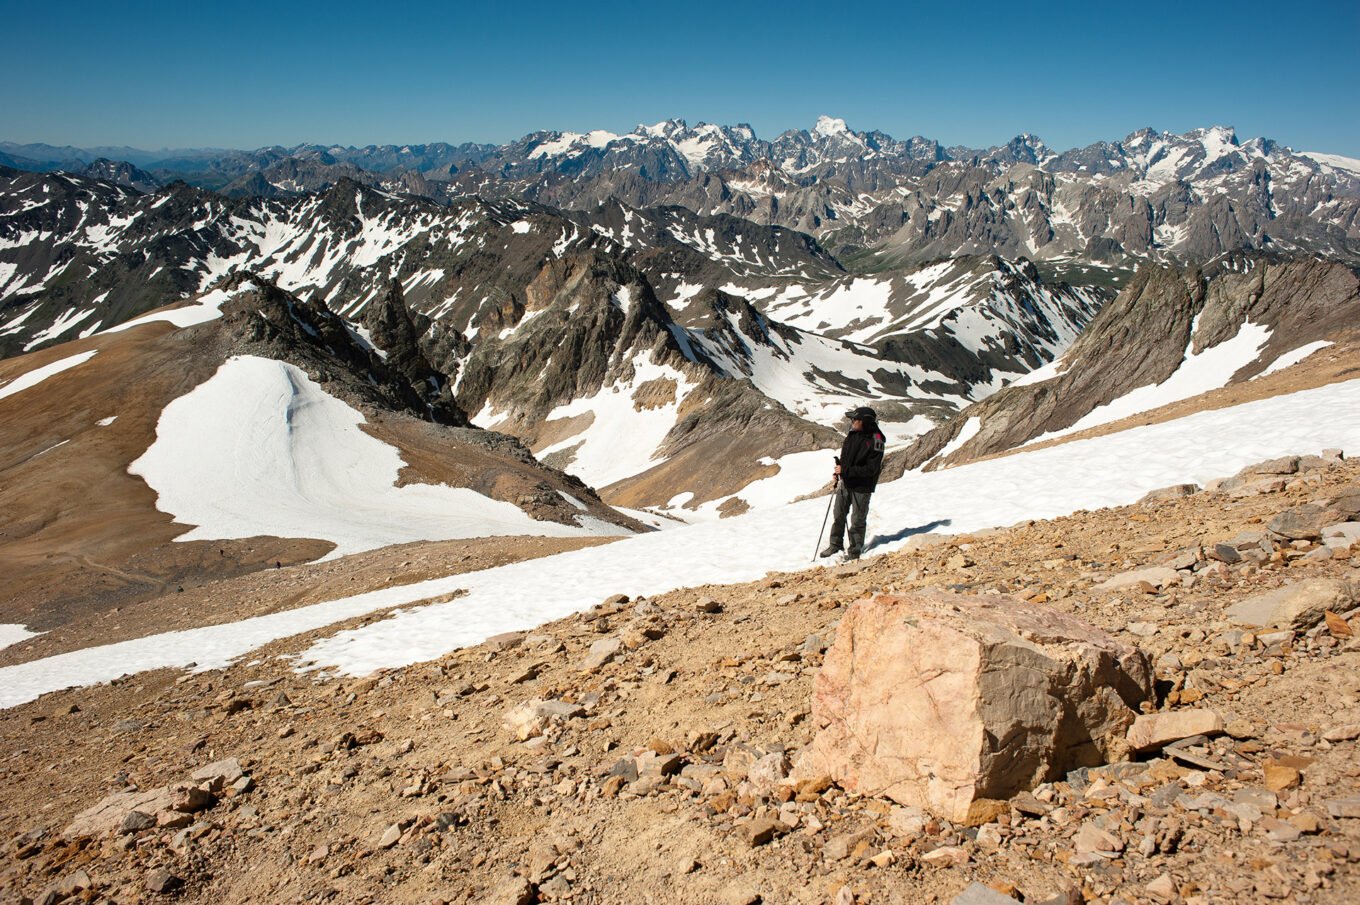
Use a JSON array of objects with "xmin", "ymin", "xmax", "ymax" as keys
[{"xmin": 865, "ymin": 519, "xmax": 952, "ymax": 552}]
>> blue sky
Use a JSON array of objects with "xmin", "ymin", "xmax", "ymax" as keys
[{"xmin": 3, "ymin": 0, "xmax": 1357, "ymax": 155}]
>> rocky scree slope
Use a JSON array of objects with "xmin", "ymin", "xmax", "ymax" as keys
[{"xmin": 1, "ymin": 455, "xmax": 1359, "ymax": 904}]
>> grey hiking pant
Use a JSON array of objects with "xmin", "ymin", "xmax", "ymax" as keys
[{"xmin": 829, "ymin": 486, "xmax": 872, "ymax": 556}]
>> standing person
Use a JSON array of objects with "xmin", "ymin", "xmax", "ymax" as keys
[{"xmin": 820, "ymin": 406, "xmax": 886, "ymax": 562}]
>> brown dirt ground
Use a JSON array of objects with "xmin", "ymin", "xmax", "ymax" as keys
[{"xmin": 1, "ymin": 455, "xmax": 1358, "ymax": 905}]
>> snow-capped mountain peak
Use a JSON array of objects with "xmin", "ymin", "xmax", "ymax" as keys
[{"xmin": 813, "ymin": 115, "xmax": 851, "ymax": 138}]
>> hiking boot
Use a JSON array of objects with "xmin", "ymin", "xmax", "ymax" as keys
[
  {"xmin": 818, "ymin": 545, "xmax": 842, "ymax": 558},
  {"xmin": 840, "ymin": 551, "xmax": 861, "ymax": 563}
]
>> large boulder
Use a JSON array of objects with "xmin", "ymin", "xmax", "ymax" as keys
[{"xmin": 794, "ymin": 592, "xmax": 1153, "ymax": 824}]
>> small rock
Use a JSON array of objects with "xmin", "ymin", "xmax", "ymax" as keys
[
  {"xmin": 1208, "ymin": 543, "xmax": 1243, "ymax": 564},
  {"xmin": 1242, "ymin": 456, "xmax": 1300, "ymax": 476},
  {"xmin": 377, "ymin": 823, "xmax": 402, "ymax": 849},
  {"xmin": 975, "ymin": 824, "xmax": 1004, "ymax": 850},
  {"xmin": 719, "ymin": 884, "xmax": 762, "ymax": 905},
  {"xmin": 146, "ymin": 869, "xmax": 182, "ymax": 894},
  {"xmin": 119, "ymin": 811, "xmax": 156, "ymax": 834},
  {"xmin": 740, "ymin": 815, "xmax": 789, "ymax": 847},
  {"xmin": 57, "ymin": 870, "xmax": 92, "ymax": 895},
  {"xmin": 1074, "ymin": 822, "xmax": 1124, "ymax": 855},
  {"xmin": 486, "ymin": 631, "xmax": 526, "ymax": 651},
  {"xmin": 1327, "ymin": 796, "xmax": 1360, "ymax": 819},
  {"xmin": 191, "ymin": 757, "xmax": 244, "ymax": 789},
  {"xmin": 487, "ymin": 876, "xmax": 536, "ymax": 905},
  {"xmin": 1322, "ymin": 723, "xmax": 1360, "ymax": 742},
  {"xmin": 1325, "ymin": 611, "xmax": 1355, "ymax": 639},
  {"xmin": 921, "ymin": 845, "xmax": 969, "ymax": 866},
  {"xmin": 868, "ymin": 849, "xmax": 896, "ymax": 868},
  {"xmin": 581, "ymin": 637, "xmax": 622, "ymax": 671},
  {"xmin": 1145, "ymin": 873, "xmax": 1177, "ymax": 903},
  {"xmin": 1226, "ymin": 579, "xmax": 1355, "ymax": 630},
  {"xmin": 1264, "ymin": 763, "xmax": 1301, "ymax": 792},
  {"xmin": 1096, "ymin": 566, "xmax": 1180, "ymax": 591},
  {"xmin": 824, "ymin": 830, "xmax": 875, "ymax": 861},
  {"xmin": 949, "ymin": 881, "xmax": 1020, "ymax": 905},
  {"xmin": 1287, "ymin": 811, "xmax": 1324, "ymax": 834},
  {"xmin": 1323, "ymin": 522, "xmax": 1360, "ymax": 549},
  {"xmin": 1259, "ymin": 816, "xmax": 1303, "ymax": 842},
  {"xmin": 1164, "ymin": 548, "xmax": 1200, "ymax": 571}
]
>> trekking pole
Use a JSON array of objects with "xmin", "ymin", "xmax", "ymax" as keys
[{"xmin": 813, "ymin": 458, "xmax": 840, "ymax": 562}]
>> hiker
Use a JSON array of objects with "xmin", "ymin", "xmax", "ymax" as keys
[{"xmin": 820, "ymin": 406, "xmax": 886, "ymax": 562}]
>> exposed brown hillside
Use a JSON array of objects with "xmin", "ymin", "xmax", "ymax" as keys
[{"xmin": 0, "ymin": 313, "xmax": 638, "ymax": 639}]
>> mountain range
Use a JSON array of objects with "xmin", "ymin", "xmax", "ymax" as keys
[
  {"xmin": 6, "ymin": 118, "xmax": 1359, "ymax": 270},
  {"xmin": 2, "ymin": 117, "xmax": 1358, "ymax": 546}
]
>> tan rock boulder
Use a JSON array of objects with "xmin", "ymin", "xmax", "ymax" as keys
[
  {"xmin": 1226, "ymin": 579, "xmax": 1356, "ymax": 630},
  {"xmin": 1126, "ymin": 709, "xmax": 1224, "ymax": 753},
  {"xmin": 794, "ymin": 592, "xmax": 1153, "ymax": 823},
  {"xmin": 64, "ymin": 782, "xmax": 213, "ymax": 838}
]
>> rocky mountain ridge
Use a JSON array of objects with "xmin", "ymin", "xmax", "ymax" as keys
[
  {"xmin": 902, "ymin": 254, "xmax": 1360, "ymax": 471},
  {"xmin": 8, "ymin": 120, "xmax": 1357, "ymax": 268},
  {"xmin": 0, "ymin": 167, "xmax": 1105, "ymax": 512}
]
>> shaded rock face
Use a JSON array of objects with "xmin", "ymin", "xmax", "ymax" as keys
[
  {"xmin": 902, "ymin": 255, "xmax": 1360, "ymax": 469},
  {"xmin": 795, "ymin": 591, "xmax": 1153, "ymax": 823},
  {"xmin": 80, "ymin": 158, "xmax": 160, "ymax": 194},
  {"xmin": 451, "ymin": 251, "xmax": 697, "ymax": 427},
  {"xmin": 361, "ymin": 278, "xmax": 447, "ymax": 401},
  {"xmin": 219, "ymin": 276, "xmax": 469, "ymax": 425}
]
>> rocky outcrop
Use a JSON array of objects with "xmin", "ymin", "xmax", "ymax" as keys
[
  {"xmin": 220, "ymin": 276, "xmax": 468, "ymax": 425},
  {"xmin": 794, "ymin": 591, "xmax": 1153, "ymax": 823},
  {"xmin": 80, "ymin": 158, "xmax": 160, "ymax": 194},
  {"xmin": 452, "ymin": 251, "xmax": 700, "ymax": 427}
]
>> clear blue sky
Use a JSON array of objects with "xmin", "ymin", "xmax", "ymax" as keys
[{"xmin": 3, "ymin": 0, "xmax": 1357, "ymax": 155}]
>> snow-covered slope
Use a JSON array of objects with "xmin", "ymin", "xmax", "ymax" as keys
[{"xmin": 3, "ymin": 375, "xmax": 1358, "ymax": 708}]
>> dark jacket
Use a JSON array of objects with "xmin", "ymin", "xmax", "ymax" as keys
[{"xmin": 840, "ymin": 422, "xmax": 886, "ymax": 492}]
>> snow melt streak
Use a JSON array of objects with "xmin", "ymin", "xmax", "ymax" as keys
[{"xmin": 0, "ymin": 350, "xmax": 98, "ymax": 403}]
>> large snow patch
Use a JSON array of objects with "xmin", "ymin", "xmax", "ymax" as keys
[{"xmin": 129, "ymin": 355, "xmax": 628, "ymax": 559}]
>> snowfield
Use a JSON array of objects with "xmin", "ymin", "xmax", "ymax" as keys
[
  {"xmin": 2, "ymin": 377, "xmax": 1359, "ymax": 708},
  {"xmin": 128, "ymin": 355, "xmax": 631, "ymax": 559}
]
